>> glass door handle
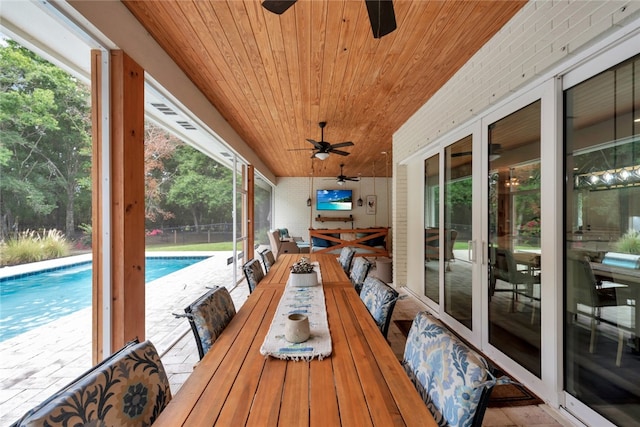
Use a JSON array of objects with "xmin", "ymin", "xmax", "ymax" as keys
[{"xmin": 468, "ymin": 240, "xmax": 476, "ymax": 262}]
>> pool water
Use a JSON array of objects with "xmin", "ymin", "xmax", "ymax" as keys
[{"xmin": 0, "ymin": 256, "xmax": 208, "ymax": 342}]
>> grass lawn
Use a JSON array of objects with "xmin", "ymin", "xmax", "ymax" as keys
[{"xmin": 145, "ymin": 242, "xmax": 236, "ymax": 251}]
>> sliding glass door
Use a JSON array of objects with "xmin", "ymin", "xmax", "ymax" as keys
[
  {"xmin": 424, "ymin": 154, "xmax": 440, "ymax": 303},
  {"xmin": 487, "ymin": 101, "xmax": 542, "ymax": 377},
  {"xmin": 444, "ymin": 137, "xmax": 474, "ymax": 329},
  {"xmin": 564, "ymin": 53, "xmax": 640, "ymax": 426}
]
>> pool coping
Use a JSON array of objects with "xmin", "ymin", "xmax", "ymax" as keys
[{"xmin": 0, "ymin": 251, "xmax": 216, "ymax": 280}]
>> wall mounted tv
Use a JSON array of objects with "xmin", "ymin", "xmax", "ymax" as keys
[{"xmin": 316, "ymin": 189, "xmax": 353, "ymax": 211}]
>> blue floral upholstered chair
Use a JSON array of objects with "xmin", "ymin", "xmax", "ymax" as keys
[
  {"xmin": 11, "ymin": 339, "xmax": 171, "ymax": 427},
  {"xmin": 260, "ymin": 248, "xmax": 276, "ymax": 273},
  {"xmin": 338, "ymin": 246, "xmax": 356, "ymax": 274},
  {"xmin": 180, "ymin": 286, "xmax": 236, "ymax": 360},
  {"xmin": 242, "ymin": 258, "xmax": 265, "ymax": 293},
  {"xmin": 402, "ymin": 312, "xmax": 499, "ymax": 427},
  {"xmin": 349, "ymin": 257, "xmax": 372, "ymax": 294},
  {"xmin": 359, "ymin": 276, "xmax": 399, "ymax": 338}
]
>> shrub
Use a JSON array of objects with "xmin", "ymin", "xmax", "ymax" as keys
[
  {"xmin": 614, "ymin": 230, "xmax": 640, "ymax": 254},
  {"xmin": 0, "ymin": 229, "xmax": 70, "ymax": 266}
]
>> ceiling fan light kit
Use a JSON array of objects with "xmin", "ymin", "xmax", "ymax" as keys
[{"xmin": 290, "ymin": 121, "xmax": 354, "ymax": 160}]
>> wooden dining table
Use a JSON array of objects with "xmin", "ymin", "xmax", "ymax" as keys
[{"xmin": 153, "ymin": 253, "xmax": 436, "ymax": 426}]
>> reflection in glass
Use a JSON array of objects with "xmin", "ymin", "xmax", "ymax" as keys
[
  {"xmin": 488, "ymin": 100, "xmax": 542, "ymax": 377},
  {"xmin": 425, "ymin": 154, "xmax": 440, "ymax": 303},
  {"xmin": 444, "ymin": 136, "xmax": 473, "ymax": 328},
  {"xmin": 565, "ymin": 54, "xmax": 640, "ymax": 425}
]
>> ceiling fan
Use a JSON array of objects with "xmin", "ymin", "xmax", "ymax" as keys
[
  {"xmin": 291, "ymin": 121, "xmax": 354, "ymax": 160},
  {"xmin": 262, "ymin": 0, "xmax": 397, "ymax": 39},
  {"xmin": 327, "ymin": 163, "xmax": 360, "ymax": 185}
]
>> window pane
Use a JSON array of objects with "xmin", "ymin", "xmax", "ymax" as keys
[
  {"xmin": 565, "ymin": 54, "xmax": 640, "ymax": 425},
  {"xmin": 444, "ymin": 136, "xmax": 473, "ymax": 328},
  {"xmin": 425, "ymin": 154, "xmax": 440, "ymax": 303},
  {"xmin": 488, "ymin": 100, "xmax": 542, "ymax": 377}
]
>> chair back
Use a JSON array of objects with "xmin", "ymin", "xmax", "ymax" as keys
[
  {"xmin": 349, "ymin": 257, "xmax": 372, "ymax": 294},
  {"xmin": 184, "ymin": 286, "xmax": 236, "ymax": 359},
  {"xmin": 267, "ymin": 229, "xmax": 283, "ymax": 258},
  {"xmin": 12, "ymin": 339, "xmax": 171, "ymax": 427},
  {"xmin": 576, "ymin": 256, "xmax": 617, "ymax": 308},
  {"xmin": 260, "ymin": 249, "xmax": 276, "ymax": 273},
  {"xmin": 402, "ymin": 312, "xmax": 494, "ymax": 427},
  {"xmin": 243, "ymin": 258, "xmax": 265, "ymax": 293},
  {"xmin": 359, "ymin": 277, "xmax": 399, "ymax": 338},
  {"xmin": 338, "ymin": 246, "xmax": 356, "ymax": 273},
  {"xmin": 492, "ymin": 248, "xmax": 514, "ymax": 283}
]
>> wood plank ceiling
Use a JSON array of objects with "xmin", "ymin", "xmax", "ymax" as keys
[{"xmin": 123, "ymin": 0, "xmax": 527, "ymax": 178}]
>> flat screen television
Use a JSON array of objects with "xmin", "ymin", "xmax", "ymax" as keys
[{"xmin": 316, "ymin": 189, "xmax": 352, "ymax": 211}]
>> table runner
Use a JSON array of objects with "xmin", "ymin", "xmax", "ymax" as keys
[{"xmin": 260, "ymin": 262, "xmax": 332, "ymax": 360}]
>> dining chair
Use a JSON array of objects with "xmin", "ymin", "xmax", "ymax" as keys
[
  {"xmin": 490, "ymin": 248, "xmax": 540, "ymax": 321},
  {"xmin": 178, "ymin": 286, "xmax": 236, "ymax": 360},
  {"xmin": 402, "ymin": 312, "xmax": 496, "ymax": 427},
  {"xmin": 359, "ymin": 276, "xmax": 399, "ymax": 338},
  {"xmin": 574, "ymin": 256, "xmax": 631, "ymax": 366},
  {"xmin": 349, "ymin": 257, "xmax": 372, "ymax": 294},
  {"xmin": 338, "ymin": 246, "xmax": 356, "ymax": 273},
  {"xmin": 11, "ymin": 339, "xmax": 171, "ymax": 427},
  {"xmin": 243, "ymin": 257, "xmax": 265, "ymax": 293},
  {"xmin": 260, "ymin": 248, "xmax": 276, "ymax": 273}
]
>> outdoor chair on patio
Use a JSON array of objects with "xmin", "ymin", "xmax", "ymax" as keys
[
  {"xmin": 11, "ymin": 339, "xmax": 171, "ymax": 427},
  {"xmin": 260, "ymin": 248, "xmax": 276, "ymax": 273},
  {"xmin": 175, "ymin": 286, "xmax": 236, "ymax": 360},
  {"xmin": 402, "ymin": 312, "xmax": 497, "ymax": 427},
  {"xmin": 359, "ymin": 276, "xmax": 399, "ymax": 338},
  {"xmin": 349, "ymin": 257, "xmax": 372, "ymax": 294},
  {"xmin": 338, "ymin": 246, "xmax": 356, "ymax": 274},
  {"xmin": 243, "ymin": 258, "xmax": 265, "ymax": 293}
]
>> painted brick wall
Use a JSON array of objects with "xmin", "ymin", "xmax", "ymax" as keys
[{"xmin": 392, "ymin": 1, "xmax": 640, "ymax": 286}]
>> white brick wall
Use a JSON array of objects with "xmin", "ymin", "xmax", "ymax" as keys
[{"xmin": 392, "ymin": 0, "xmax": 640, "ymax": 286}]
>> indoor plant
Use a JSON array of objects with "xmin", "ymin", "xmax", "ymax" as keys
[{"xmin": 290, "ymin": 257, "xmax": 318, "ymax": 287}]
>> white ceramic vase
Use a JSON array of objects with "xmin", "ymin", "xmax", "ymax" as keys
[
  {"xmin": 284, "ymin": 313, "xmax": 310, "ymax": 343},
  {"xmin": 290, "ymin": 271, "xmax": 318, "ymax": 287}
]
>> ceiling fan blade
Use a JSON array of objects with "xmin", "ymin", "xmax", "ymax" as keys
[
  {"xmin": 365, "ymin": 0, "xmax": 397, "ymax": 39},
  {"xmin": 306, "ymin": 138, "xmax": 324, "ymax": 150},
  {"xmin": 262, "ymin": 1, "xmax": 297, "ymax": 15},
  {"xmin": 330, "ymin": 141, "xmax": 354, "ymax": 149},
  {"xmin": 329, "ymin": 149, "xmax": 351, "ymax": 156}
]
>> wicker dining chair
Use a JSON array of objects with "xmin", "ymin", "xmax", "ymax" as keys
[
  {"xmin": 349, "ymin": 257, "xmax": 372, "ymax": 294},
  {"xmin": 243, "ymin": 258, "xmax": 265, "ymax": 293},
  {"xmin": 176, "ymin": 286, "xmax": 236, "ymax": 360},
  {"xmin": 359, "ymin": 276, "xmax": 399, "ymax": 338},
  {"xmin": 338, "ymin": 246, "xmax": 356, "ymax": 274},
  {"xmin": 260, "ymin": 248, "xmax": 276, "ymax": 273},
  {"xmin": 11, "ymin": 339, "xmax": 172, "ymax": 427}
]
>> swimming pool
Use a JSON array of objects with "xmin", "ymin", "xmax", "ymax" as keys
[{"xmin": 0, "ymin": 256, "xmax": 209, "ymax": 342}]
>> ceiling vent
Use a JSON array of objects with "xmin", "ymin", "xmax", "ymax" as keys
[
  {"xmin": 150, "ymin": 102, "xmax": 178, "ymax": 115},
  {"xmin": 176, "ymin": 121, "xmax": 197, "ymax": 131}
]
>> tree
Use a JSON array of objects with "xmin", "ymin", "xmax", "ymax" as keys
[
  {"xmin": 167, "ymin": 145, "xmax": 232, "ymax": 229},
  {"xmin": 0, "ymin": 40, "xmax": 91, "ymax": 238},
  {"xmin": 144, "ymin": 122, "xmax": 180, "ymax": 223}
]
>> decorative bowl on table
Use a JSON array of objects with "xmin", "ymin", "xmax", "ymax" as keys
[{"xmin": 290, "ymin": 257, "xmax": 318, "ymax": 287}]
